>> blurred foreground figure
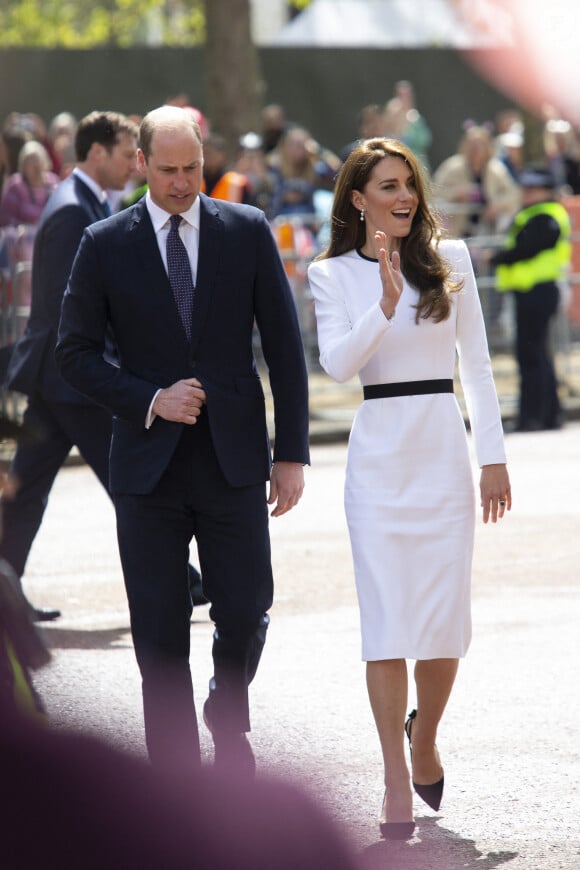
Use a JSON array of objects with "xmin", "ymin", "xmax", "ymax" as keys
[
  {"xmin": 0, "ymin": 414, "xmax": 51, "ymax": 722},
  {"xmin": 0, "ymin": 712, "xmax": 359, "ymax": 870}
]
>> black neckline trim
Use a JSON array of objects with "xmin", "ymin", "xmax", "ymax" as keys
[{"xmin": 356, "ymin": 247, "xmax": 378, "ymax": 263}]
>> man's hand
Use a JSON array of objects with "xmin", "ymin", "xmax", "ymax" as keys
[
  {"xmin": 268, "ymin": 461, "xmax": 305, "ymax": 517},
  {"xmin": 152, "ymin": 378, "xmax": 206, "ymax": 424}
]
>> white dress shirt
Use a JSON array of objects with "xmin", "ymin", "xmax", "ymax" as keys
[
  {"xmin": 145, "ymin": 192, "xmax": 200, "ymax": 286},
  {"xmin": 144, "ymin": 193, "xmax": 201, "ymax": 427},
  {"xmin": 72, "ymin": 167, "xmax": 109, "ymax": 209}
]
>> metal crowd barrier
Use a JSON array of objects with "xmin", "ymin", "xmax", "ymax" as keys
[
  {"xmin": 0, "ymin": 224, "xmax": 36, "ymax": 417},
  {"xmin": 269, "ymin": 200, "xmax": 580, "ymax": 370},
  {"xmin": 2, "ymin": 205, "xmax": 578, "ymax": 417}
]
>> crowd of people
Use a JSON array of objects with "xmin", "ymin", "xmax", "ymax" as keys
[
  {"xmin": 0, "ymin": 87, "xmax": 577, "ymax": 850},
  {"xmin": 2, "ymin": 92, "xmax": 580, "ymax": 235}
]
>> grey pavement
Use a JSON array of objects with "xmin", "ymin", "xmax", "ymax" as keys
[{"xmin": 24, "ymin": 421, "xmax": 580, "ymax": 869}]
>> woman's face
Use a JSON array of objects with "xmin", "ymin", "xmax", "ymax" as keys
[
  {"xmin": 464, "ymin": 135, "xmax": 490, "ymax": 172},
  {"xmin": 22, "ymin": 154, "xmax": 44, "ymax": 186},
  {"xmin": 352, "ymin": 155, "xmax": 419, "ymax": 243},
  {"xmin": 282, "ymin": 130, "xmax": 311, "ymax": 165}
]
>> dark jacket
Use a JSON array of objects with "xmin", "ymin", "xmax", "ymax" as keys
[
  {"xmin": 7, "ymin": 173, "xmax": 110, "ymax": 401},
  {"xmin": 56, "ymin": 194, "xmax": 310, "ymax": 494}
]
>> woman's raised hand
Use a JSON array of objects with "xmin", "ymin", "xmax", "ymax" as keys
[{"xmin": 374, "ymin": 231, "xmax": 403, "ymax": 320}]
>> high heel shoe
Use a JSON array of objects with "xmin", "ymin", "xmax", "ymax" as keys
[
  {"xmin": 404, "ymin": 709, "xmax": 444, "ymax": 812},
  {"xmin": 379, "ymin": 790, "xmax": 415, "ymax": 841}
]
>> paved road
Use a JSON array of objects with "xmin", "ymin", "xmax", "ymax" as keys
[{"xmin": 27, "ymin": 425, "xmax": 580, "ymax": 869}]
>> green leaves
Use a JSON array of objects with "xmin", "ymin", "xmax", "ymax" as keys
[{"xmin": 0, "ymin": 0, "xmax": 205, "ymax": 47}]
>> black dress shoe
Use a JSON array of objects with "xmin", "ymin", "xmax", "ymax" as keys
[
  {"xmin": 203, "ymin": 699, "xmax": 255, "ymax": 776},
  {"xmin": 188, "ymin": 565, "xmax": 209, "ymax": 607},
  {"xmin": 30, "ymin": 604, "xmax": 62, "ymax": 622}
]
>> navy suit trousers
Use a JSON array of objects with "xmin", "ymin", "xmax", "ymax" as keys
[{"xmin": 114, "ymin": 409, "xmax": 273, "ymax": 769}]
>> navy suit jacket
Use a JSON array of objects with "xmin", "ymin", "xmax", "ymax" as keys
[
  {"xmin": 56, "ymin": 194, "xmax": 310, "ymax": 494},
  {"xmin": 7, "ymin": 173, "xmax": 110, "ymax": 402}
]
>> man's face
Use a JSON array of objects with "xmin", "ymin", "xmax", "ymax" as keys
[
  {"xmin": 138, "ymin": 126, "xmax": 204, "ymax": 214},
  {"xmin": 97, "ymin": 132, "xmax": 138, "ymax": 191}
]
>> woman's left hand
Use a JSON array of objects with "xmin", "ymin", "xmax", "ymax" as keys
[
  {"xmin": 480, "ymin": 463, "xmax": 511, "ymax": 523},
  {"xmin": 374, "ymin": 231, "xmax": 403, "ymax": 319}
]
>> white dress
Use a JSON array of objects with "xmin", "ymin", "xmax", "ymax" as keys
[{"xmin": 308, "ymin": 240, "xmax": 506, "ymax": 661}]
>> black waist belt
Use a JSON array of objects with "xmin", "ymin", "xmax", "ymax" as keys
[{"xmin": 363, "ymin": 379, "xmax": 454, "ymax": 400}]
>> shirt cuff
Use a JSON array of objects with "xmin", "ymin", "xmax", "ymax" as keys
[{"xmin": 145, "ymin": 389, "xmax": 162, "ymax": 429}]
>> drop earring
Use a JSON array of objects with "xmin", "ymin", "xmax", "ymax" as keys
[{"xmin": 360, "ymin": 209, "xmax": 365, "ymax": 222}]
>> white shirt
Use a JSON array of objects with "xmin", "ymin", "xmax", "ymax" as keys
[
  {"xmin": 72, "ymin": 167, "xmax": 109, "ymax": 209},
  {"xmin": 144, "ymin": 193, "xmax": 201, "ymax": 428},
  {"xmin": 145, "ymin": 192, "xmax": 200, "ymax": 286}
]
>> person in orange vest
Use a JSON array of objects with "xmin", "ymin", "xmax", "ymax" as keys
[{"xmin": 202, "ymin": 134, "xmax": 255, "ymax": 205}]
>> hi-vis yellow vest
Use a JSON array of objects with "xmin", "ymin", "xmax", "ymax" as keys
[{"xmin": 495, "ymin": 202, "xmax": 572, "ymax": 293}]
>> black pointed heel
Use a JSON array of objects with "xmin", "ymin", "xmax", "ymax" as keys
[
  {"xmin": 404, "ymin": 709, "xmax": 444, "ymax": 812},
  {"xmin": 379, "ymin": 790, "xmax": 415, "ymax": 840},
  {"xmin": 380, "ymin": 820, "xmax": 416, "ymax": 840}
]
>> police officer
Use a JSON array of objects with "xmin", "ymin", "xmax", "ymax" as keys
[{"xmin": 493, "ymin": 164, "xmax": 572, "ymax": 431}]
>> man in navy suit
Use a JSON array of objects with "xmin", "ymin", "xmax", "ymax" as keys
[
  {"xmin": 56, "ymin": 106, "xmax": 310, "ymax": 775},
  {"xmin": 0, "ymin": 111, "xmax": 139, "ymax": 622}
]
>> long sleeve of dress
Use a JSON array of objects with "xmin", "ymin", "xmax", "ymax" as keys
[
  {"xmin": 453, "ymin": 240, "xmax": 507, "ymax": 467},
  {"xmin": 308, "ymin": 256, "xmax": 394, "ymax": 383}
]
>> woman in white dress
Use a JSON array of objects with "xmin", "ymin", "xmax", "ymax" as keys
[{"xmin": 308, "ymin": 139, "xmax": 511, "ymax": 840}]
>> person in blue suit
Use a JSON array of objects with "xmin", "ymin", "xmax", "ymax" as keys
[
  {"xmin": 56, "ymin": 106, "xmax": 310, "ymax": 776},
  {"xmin": 0, "ymin": 111, "xmax": 139, "ymax": 622}
]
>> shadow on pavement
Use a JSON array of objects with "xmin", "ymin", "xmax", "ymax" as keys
[
  {"xmin": 361, "ymin": 816, "xmax": 518, "ymax": 869},
  {"xmin": 40, "ymin": 626, "xmax": 132, "ymax": 651}
]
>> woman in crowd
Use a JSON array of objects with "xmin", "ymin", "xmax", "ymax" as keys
[
  {"xmin": 308, "ymin": 138, "xmax": 511, "ymax": 840},
  {"xmin": 268, "ymin": 125, "xmax": 340, "ymax": 219},
  {"xmin": 0, "ymin": 140, "xmax": 58, "ymax": 227},
  {"xmin": 432, "ymin": 124, "xmax": 520, "ymax": 239}
]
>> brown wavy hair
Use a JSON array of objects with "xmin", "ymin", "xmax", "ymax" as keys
[{"xmin": 317, "ymin": 137, "xmax": 462, "ymax": 322}]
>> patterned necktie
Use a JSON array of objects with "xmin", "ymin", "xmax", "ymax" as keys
[{"xmin": 166, "ymin": 214, "xmax": 194, "ymax": 341}]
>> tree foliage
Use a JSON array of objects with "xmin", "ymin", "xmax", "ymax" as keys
[{"xmin": 0, "ymin": 0, "xmax": 205, "ymax": 47}]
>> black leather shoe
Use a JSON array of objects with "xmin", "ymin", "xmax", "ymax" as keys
[
  {"xmin": 23, "ymin": 594, "xmax": 61, "ymax": 622},
  {"xmin": 30, "ymin": 604, "xmax": 61, "ymax": 622},
  {"xmin": 188, "ymin": 565, "xmax": 208, "ymax": 607},
  {"xmin": 203, "ymin": 698, "xmax": 255, "ymax": 777}
]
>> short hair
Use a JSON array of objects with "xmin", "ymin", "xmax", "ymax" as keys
[
  {"xmin": 75, "ymin": 111, "xmax": 138, "ymax": 162},
  {"xmin": 139, "ymin": 106, "xmax": 203, "ymax": 160}
]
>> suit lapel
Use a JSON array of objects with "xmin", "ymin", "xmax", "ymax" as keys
[
  {"xmin": 73, "ymin": 175, "xmax": 109, "ymax": 223},
  {"xmin": 191, "ymin": 194, "xmax": 222, "ymax": 352}
]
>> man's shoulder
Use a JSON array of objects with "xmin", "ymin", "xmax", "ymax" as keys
[
  {"xmin": 201, "ymin": 192, "xmax": 265, "ymax": 225},
  {"xmin": 90, "ymin": 199, "xmax": 147, "ymax": 237},
  {"xmin": 39, "ymin": 175, "xmax": 92, "ymax": 223}
]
